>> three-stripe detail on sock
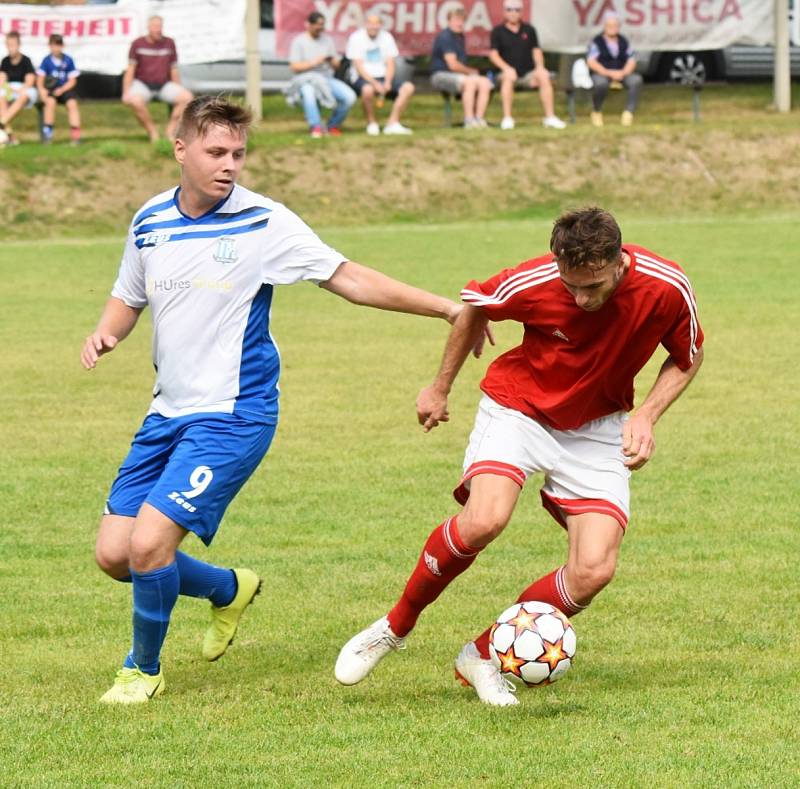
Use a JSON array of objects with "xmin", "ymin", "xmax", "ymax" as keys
[{"xmin": 555, "ymin": 565, "xmax": 588, "ymax": 616}]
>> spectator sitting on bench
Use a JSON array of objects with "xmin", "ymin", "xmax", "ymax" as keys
[
  {"xmin": 123, "ymin": 15, "xmax": 193, "ymax": 142},
  {"xmin": 586, "ymin": 11, "xmax": 642, "ymax": 127},
  {"xmin": 36, "ymin": 34, "xmax": 81, "ymax": 145},
  {"xmin": 346, "ymin": 11, "xmax": 415, "ymax": 136},
  {"xmin": 488, "ymin": 0, "xmax": 565, "ymax": 130},
  {"xmin": 430, "ymin": 6, "xmax": 492, "ymax": 129},
  {"xmin": 0, "ymin": 31, "xmax": 38, "ymax": 145},
  {"xmin": 287, "ymin": 11, "xmax": 356, "ymax": 138}
]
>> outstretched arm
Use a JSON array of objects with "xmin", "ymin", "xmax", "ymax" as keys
[
  {"xmin": 81, "ymin": 297, "xmax": 143, "ymax": 369},
  {"xmin": 416, "ymin": 304, "xmax": 489, "ymax": 432},
  {"xmin": 321, "ymin": 260, "xmax": 459, "ymax": 321},
  {"xmin": 623, "ymin": 347, "xmax": 704, "ymax": 469}
]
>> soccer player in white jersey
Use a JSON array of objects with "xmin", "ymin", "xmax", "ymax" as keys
[
  {"xmin": 82, "ymin": 96, "xmax": 487, "ymax": 704},
  {"xmin": 336, "ymin": 208, "xmax": 705, "ymax": 706}
]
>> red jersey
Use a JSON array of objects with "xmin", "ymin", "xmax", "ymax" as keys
[{"xmin": 461, "ymin": 245, "xmax": 703, "ymax": 431}]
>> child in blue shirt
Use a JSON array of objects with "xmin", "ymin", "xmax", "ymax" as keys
[{"xmin": 36, "ymin": 33, "xmax": 81, "ymax": 144}]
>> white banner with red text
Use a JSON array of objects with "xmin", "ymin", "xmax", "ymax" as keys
[
  {"xmin": 276, "ymin": 0, "xmax": 775, "ymax": 57},
  {"xmin": 0, "ymin": 0, "xmax": 246, "ymax": 76}
]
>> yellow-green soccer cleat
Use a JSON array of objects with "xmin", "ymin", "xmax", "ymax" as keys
[
  {"xmin": 99, "ymin": 667, "xmax": 165, "ymax": 704},
  {"xmin": 202, "ymin": 568, "xmax": 262, "ymax": 661}
]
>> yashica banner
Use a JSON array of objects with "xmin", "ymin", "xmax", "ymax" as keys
[
  {"xmin": 275, "ymin": 0, "xmax": 775, "ymax": 57},
  {"xmin": 0, "ymin": 0, "xmax": 246, "ymax": 76}
]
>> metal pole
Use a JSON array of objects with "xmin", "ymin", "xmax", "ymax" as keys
[
  {"xmin": 774, "ymin": 0, "xmax": 791, "ymax": 112},
  {"xmin": 245, "ymin": 0, "xmax": 262, "ymax": 121}
]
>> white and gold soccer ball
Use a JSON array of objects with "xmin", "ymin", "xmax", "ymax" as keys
[{"xmin": 489, "ymin": 601, "xmax": 576, "ymax": 687}]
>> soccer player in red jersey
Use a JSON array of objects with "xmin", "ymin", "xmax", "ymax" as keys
[{"xmin": 335, "ymin": 207, "xmax": 704, "ymax": 705}]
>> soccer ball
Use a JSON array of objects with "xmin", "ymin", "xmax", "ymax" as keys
[{"xmin": 489, "ymin": 601, "xmax": 576, "ymax": 686}]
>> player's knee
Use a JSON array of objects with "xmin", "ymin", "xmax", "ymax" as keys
[
  {"xmin": 362, "ymin": 84, "xmax": 375, "ymax": 99},
  {"xmin": 128, "ymin": 531, "xmax": 169, "ymax": 573},
  {"xmin": 403, "ymin": 82, "xmax": 415, "ymax": 96},
  {"xmin": 95, "ymin": 541, "xmax": 129, "ymax": 578},
  {"xmin": 459, "ymin": 508, "xmax": 510, "ymax": 547},
  {"xmin": 569, "ymin": 556, "xmax": 616, "ymax": 598}
]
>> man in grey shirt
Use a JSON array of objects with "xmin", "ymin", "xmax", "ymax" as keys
[{"xmin": 287, "ymin": 12, "xmax": 356, "ymax": 138}]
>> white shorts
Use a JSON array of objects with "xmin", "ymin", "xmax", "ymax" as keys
[
  {"xmin": 128, "ymin": 79, "xmax": 187, "ymax": 104},
  {"xmin": 455, "ymin": 395, "xmax": 631, "ymax": 530},
  {"xmin": 4, "ymin": 82, "xmax": 38, "ymax": 107}
]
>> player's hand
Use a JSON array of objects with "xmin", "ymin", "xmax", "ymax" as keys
[
  {"xmin": 622, "ymin": 412, "xmax": 655, "ymax": 470},
  {"xmin": 417, "ymin": 384, "xmax": 449, "ymax": 432},
  {"xmin": 445, "ymin": 302, "xmax": 495, "ymax": 358},
  {"xmin": 81, "ymin": 332, "xmax": 119, "ymax": 370}
]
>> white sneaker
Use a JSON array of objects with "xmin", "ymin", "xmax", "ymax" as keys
[
  {"xmin": 463, "ymin": 117, "xmax": 479, "ymax": 129},
  {"xmin": 500, "ymin": 116, "xmax": 515, "ymax": 131},
  {"xmin": 366, "ymin": 122, "xmax": 380, "ymax": 136},
  {"xmin": 475, "ymin": 117, "xmax": 488, "ymax": 129},
  {"xmin": 335, "ymin": 616, "xmax": 406, "ymax": 685},
  {"xmin": 383, "ymin": 122, "xmax": 412, "ymax": 135},
  {"xmin": 454, "ymin": 642, "xmax": 518, "ymax": 706},
  {"xmin": 543, "ymin": 115, "xmax": 567, "ymax": 130}
]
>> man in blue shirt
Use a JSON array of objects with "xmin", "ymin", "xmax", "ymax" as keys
[
  {"xmin": 36, "ymin": 34, "xmax": 81, "ymax": 144},
  {"xmin": 430, "ymin": 7, "xmax": 492, "ymax": 129}
]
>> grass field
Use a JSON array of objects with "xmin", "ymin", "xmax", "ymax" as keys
[{"xmin": 2, "ymin": 214, "xmax": 799, "ymax": 786}]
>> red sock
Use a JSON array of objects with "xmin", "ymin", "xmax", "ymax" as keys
[
  {"xmin": 473, "ymin": 566, "xmax": 587, "ymax": 658},
  {"xmin": 387, "ymin": 516, "xmax": 481, "ymax": 637}
]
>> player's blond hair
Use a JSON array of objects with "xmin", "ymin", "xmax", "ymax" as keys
[
  {"xmin": 176, "ymin": 96, "xmax": 253, "ymax": 142},
  {"xmin": 550, "ymin": 208, "xmax": 622, "ymax": 270}
]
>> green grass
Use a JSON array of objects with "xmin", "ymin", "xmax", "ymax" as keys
[{"xmin": 1, "ymin": 216, "xmax": 799, "ymax": 786}]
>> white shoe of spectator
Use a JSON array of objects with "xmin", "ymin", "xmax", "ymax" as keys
[
  {"xmin": 500, "ymin": 116, "xmax": 515, "ymax": 131},
  {"xmin": 366, "ymin": 122, "xmax": 380, "ymax": 136},
  {"xmin": 463, "ymin": 117, "xmax": 478, "ymax": 129},
  {"xmin": 383, "ymin": 122, "xmax": 412, "ymax": 135},
  {"xmin": 475, "ymin": 117, "xmax": 488, "ymax": 129},
  {"xmin": 543, "ymin": 115, "xmax": 567, "ymax": 130}
]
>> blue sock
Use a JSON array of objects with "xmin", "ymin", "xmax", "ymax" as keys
[
  {"xmin": 113, "ymin": 555, "xmax": 235, "ymax": 606},
  {"xmin": 124, "ymin": 562, "xmax": 179, "ymax": 675},
  {"xmin": 175, "ymin": 551, "xmax": 237, "ymax": 607}
]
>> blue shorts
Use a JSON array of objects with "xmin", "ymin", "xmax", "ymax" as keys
[{"xmin": 106, "ymin": 412, "xmax": 275, "ymax": 545}]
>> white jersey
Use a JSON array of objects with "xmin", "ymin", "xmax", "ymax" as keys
[
  {"xmin": 346, "ymin": 29, "xmax": 399, "ymax": 80},
  {"xmin": 111, "ymin": 184, "xmax": 345, "ymax": 423}
]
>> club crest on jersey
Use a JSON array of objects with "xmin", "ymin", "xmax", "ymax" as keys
[{"xmin": 213, "ymin": 236, "xmax": 238, "ymax": 264}]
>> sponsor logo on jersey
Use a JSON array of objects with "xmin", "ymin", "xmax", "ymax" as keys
[
  {"xmin": 424, "ymin": 551, "xmax": 442, "ymax": 576},
  {"xmin": 140, "ymin": 231, "xmax": 171, "ymax": 247},
  {"xmin": 146, "ymin": 277, "xmax": 234, "ymax": 296},
  {"xmin": 552, "ymin": 328, "xmax": 571, "ymax": 342},
  {"xmin": 213, "ymin": 236, "xmax": 239, "ymax": 264}
]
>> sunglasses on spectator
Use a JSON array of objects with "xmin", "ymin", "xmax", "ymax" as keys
[{"xmin": 504, "ymin": 6, "xmax": 522, "ymax": 12}]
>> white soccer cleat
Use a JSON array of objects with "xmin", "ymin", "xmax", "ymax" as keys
[
  {"xmin": 366, "ymin": 122, "xmax": 380, "ymax": 136},
  {"xmin": 335, "ymin": 615, "xmax": 406, "ymax": 685},
  {"xmin": 454, "ymin": 642, "xmax": 518, "ymax": 706},
  {"xmin": 542, "ymin": 115, "xmax": 567, "ymax": 130},
  {"xmin": 500, "ymin": 116, "xmax": 515, "ymax": 131},
  {"xmin": 383, "ymin": 122, "xmax": 413, "ymax": 135}
]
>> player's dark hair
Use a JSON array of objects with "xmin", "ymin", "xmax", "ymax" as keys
[
  {"xmin": 176, "ymin": 95, "xmax": 253, "ymax": 141},
  {"xmin": 6, "ymin": 31, "xmax": 21, "ymax": 42},
  {"xmin": 49, "ymin": 34, "xmax": 64, "ymax": 45},
  {"xmin": 308, "ymin": 11, "xmax": 325, "ymax": 24},
  {"xmin": 550, "ymin": 208, "xmax": 622, "ymax": 270}
]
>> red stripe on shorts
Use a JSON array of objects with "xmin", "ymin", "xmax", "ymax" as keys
[
  {"xmin": 540, "ymin": 491, "xmax": 628, "ymax": 531},
  {"xmin": 453, "ymin": 461, "xmax": 526, "ymax": 505}
]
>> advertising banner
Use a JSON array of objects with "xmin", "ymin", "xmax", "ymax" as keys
[
  {"xmin": 0, "ymin": 0, "xmax": 247, "ymax": 75},
  {"xmin": 275, "ymin": 0, "xmax": 775, "ymax": 56}
]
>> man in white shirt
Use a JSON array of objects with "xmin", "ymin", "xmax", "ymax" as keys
[
  {"xmin": 83, "ymin": 95, "xmax": 489, "ymax": 704},
  {"xmin": 346, "ymin": 12, "xmax": 414, "ymax": 136}
]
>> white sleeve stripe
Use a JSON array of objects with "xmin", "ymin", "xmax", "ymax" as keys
[
  {"xmin": 474, "ymin": 261, "xmax": 558, "ymax": 304},
  {"xmin": 637, "ymin": 264, "xmax": 699, "ymax": 358},
  {"xmin": 461, "ymin": 270, "xmax": 559, "ymax": 306},
  {"xmin": 636, "ymin": 252, "xmax": 695, "ymax": 294}
]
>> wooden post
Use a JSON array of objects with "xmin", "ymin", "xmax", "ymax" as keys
[{"xmin": 245, "ymin": 0, "xmax": 262, "ymax": 121}]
